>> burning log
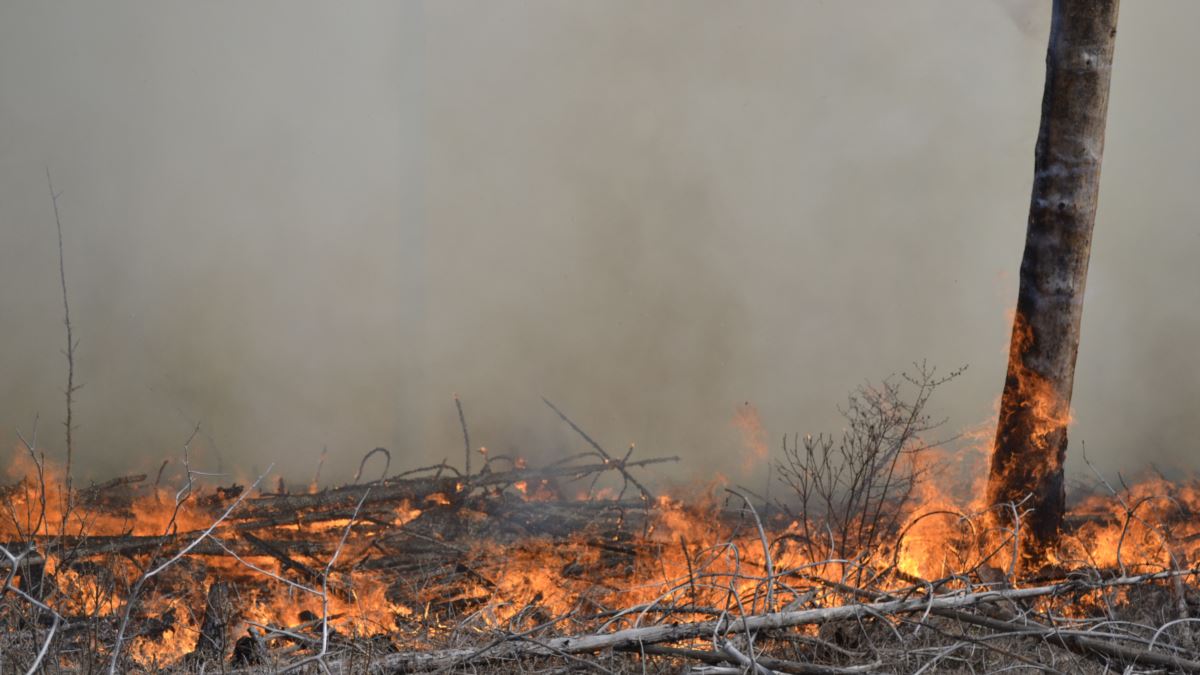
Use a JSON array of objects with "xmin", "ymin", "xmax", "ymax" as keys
[
  {"xmin": 241, "ymin": 531, "xmax": 324, "ymax": 585},
  {"xmin": 77, "ymin": 473, "xmax": 146, "ymax": 510},
  {"xmin": 988, "ymin": 0, "xmax": 1121, "ymax": 550}
]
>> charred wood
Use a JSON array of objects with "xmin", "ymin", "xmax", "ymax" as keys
[{"xmin": 188, "ymin": 581, "xmax": 237, "ymax": 662}]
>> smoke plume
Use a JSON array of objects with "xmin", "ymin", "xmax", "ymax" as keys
[{"xmin": 1, "ymin": 2, "xmax": 1197, "ymax": 485}]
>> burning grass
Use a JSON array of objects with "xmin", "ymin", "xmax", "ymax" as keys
[{"xmin": 3, "ymin": 378, "xmax": 1200, "ymax": 673}]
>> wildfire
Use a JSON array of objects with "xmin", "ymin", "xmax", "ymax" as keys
[
  {"xmin": 988, "ymin": 311, "xmax": 1084, "ymax": 562},
  {"xmin": 2, "ymin": 426, "xmax": 1198, "ymax": 671}
]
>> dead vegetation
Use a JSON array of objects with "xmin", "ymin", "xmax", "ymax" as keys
[{"xmin": 2, "ymin": 374, "xmax": 1200, "ymax": 674}]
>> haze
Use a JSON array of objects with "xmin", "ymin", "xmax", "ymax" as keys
[{"xmin": 1, "ymin": 2, "xmax": 1196, "ymax": 487}]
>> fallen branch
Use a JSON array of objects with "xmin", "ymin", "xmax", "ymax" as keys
[{"xmin": 365, "ymin": 569, "xmax": 1200, "ymax": 672}]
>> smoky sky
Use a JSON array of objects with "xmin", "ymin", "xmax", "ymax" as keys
[{"xmin": 1, "ymin": 1, "xmax": 1197, "ymax": 487}]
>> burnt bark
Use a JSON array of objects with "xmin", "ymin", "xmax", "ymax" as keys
[
  {"xmin": 190, "ymin": 581, "xmax": 237, "ymax": 661},
  {"xmin": 988, "ymin": 0, "xmax": 1120, "ymax": 548}
]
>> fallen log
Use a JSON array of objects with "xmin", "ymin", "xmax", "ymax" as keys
[
  {"xmin": 5, "ymin": 493, "xmax": 662, "ymax": 576},
  {"xmin": 4, "ymin": 534, "xmax": 334, "ymax": 562},
  {"xmin": 78, "ymin": 473, "xmax": 147, "ymax": 506},
  {"xmin": 241, "ymin": 531, "xmax": 323, "ymax": 585}
]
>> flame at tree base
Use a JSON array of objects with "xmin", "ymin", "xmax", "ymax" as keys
[{"xmin": 986, "ymin": 312, "xmax": 1078, "ymax": 564}]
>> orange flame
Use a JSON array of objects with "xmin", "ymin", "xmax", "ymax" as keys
[
  {"xmin": 732, "ymin": 402, "xmax": 769, "ymax": 473},
  {"xmin": 3, "ymin": 425, "xmax": 1197, "ymax": 669}
]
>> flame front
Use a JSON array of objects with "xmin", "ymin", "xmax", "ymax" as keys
[{"xmin": 3, "ymin": 435, "xmax": 1198, "ymax": 670}]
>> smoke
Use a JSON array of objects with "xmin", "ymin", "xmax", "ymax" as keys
[{"xmin": 1, "ymin": 2, "xmax": 1197, "ymax": 485}]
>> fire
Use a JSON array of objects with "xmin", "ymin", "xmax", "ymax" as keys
[
  {"xmin": 733, "ymin": 402, "xmax": 769, "ymax": 473},
  {"xmin": 986, "ymin": 311, "xmax": 1082, "ymax": 562},
  {"xmin": 3, "ymin": 421, "xmax": 1199, "ymax": 671},
  {"xmin": 1001, "ymin": 315, "xmax": 1073, "ymax": 456}
]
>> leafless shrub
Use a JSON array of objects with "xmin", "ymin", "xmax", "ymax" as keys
[{"xmin": 774, "ymin": 363, "xmax": 964, "ymax": 578}]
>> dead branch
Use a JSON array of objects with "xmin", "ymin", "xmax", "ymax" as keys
[
  {"xmin": 46, "ymin": 168, "xmax": 80, "ymax": 519},
  {"xmin": 234, "ymin": 455, "xmax": 677, "ymax": 520},
  {"xmin": 364, "ymin": 571, "xmax": 1200, "ymax": 672},
  {"xmin": 620, "ymin": 644, "xmax": 880, "ymax": 675},
  {"xmin": 541, "ymin": 397, "xmax": 658, "ymax": 502}
]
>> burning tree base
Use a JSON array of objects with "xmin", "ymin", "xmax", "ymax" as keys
[{"xmin": 3, "ymin": 449, "xmax": 1200, "ymax": 674}]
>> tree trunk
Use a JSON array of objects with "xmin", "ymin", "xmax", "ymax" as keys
[
  {"xmin": 190, "ymin": 581, "xmax": 237, "ymax": 662},
  {"xmin": 987, "ymin": 0, "xmax": 1120, "ymax": 551}
]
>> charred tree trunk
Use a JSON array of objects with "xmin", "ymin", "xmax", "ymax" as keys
[
  {"xmin": 988, "ymin": 0, "xmax": 1120, "ymax": 550},
  {"xmin": 189, "ymin": 581, "xmax": 237, "ymax": 663}
]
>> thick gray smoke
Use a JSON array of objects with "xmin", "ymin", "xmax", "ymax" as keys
[{"xmin": 0, "ymin": 2, "xmax": 1196, "ymax": 486}]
